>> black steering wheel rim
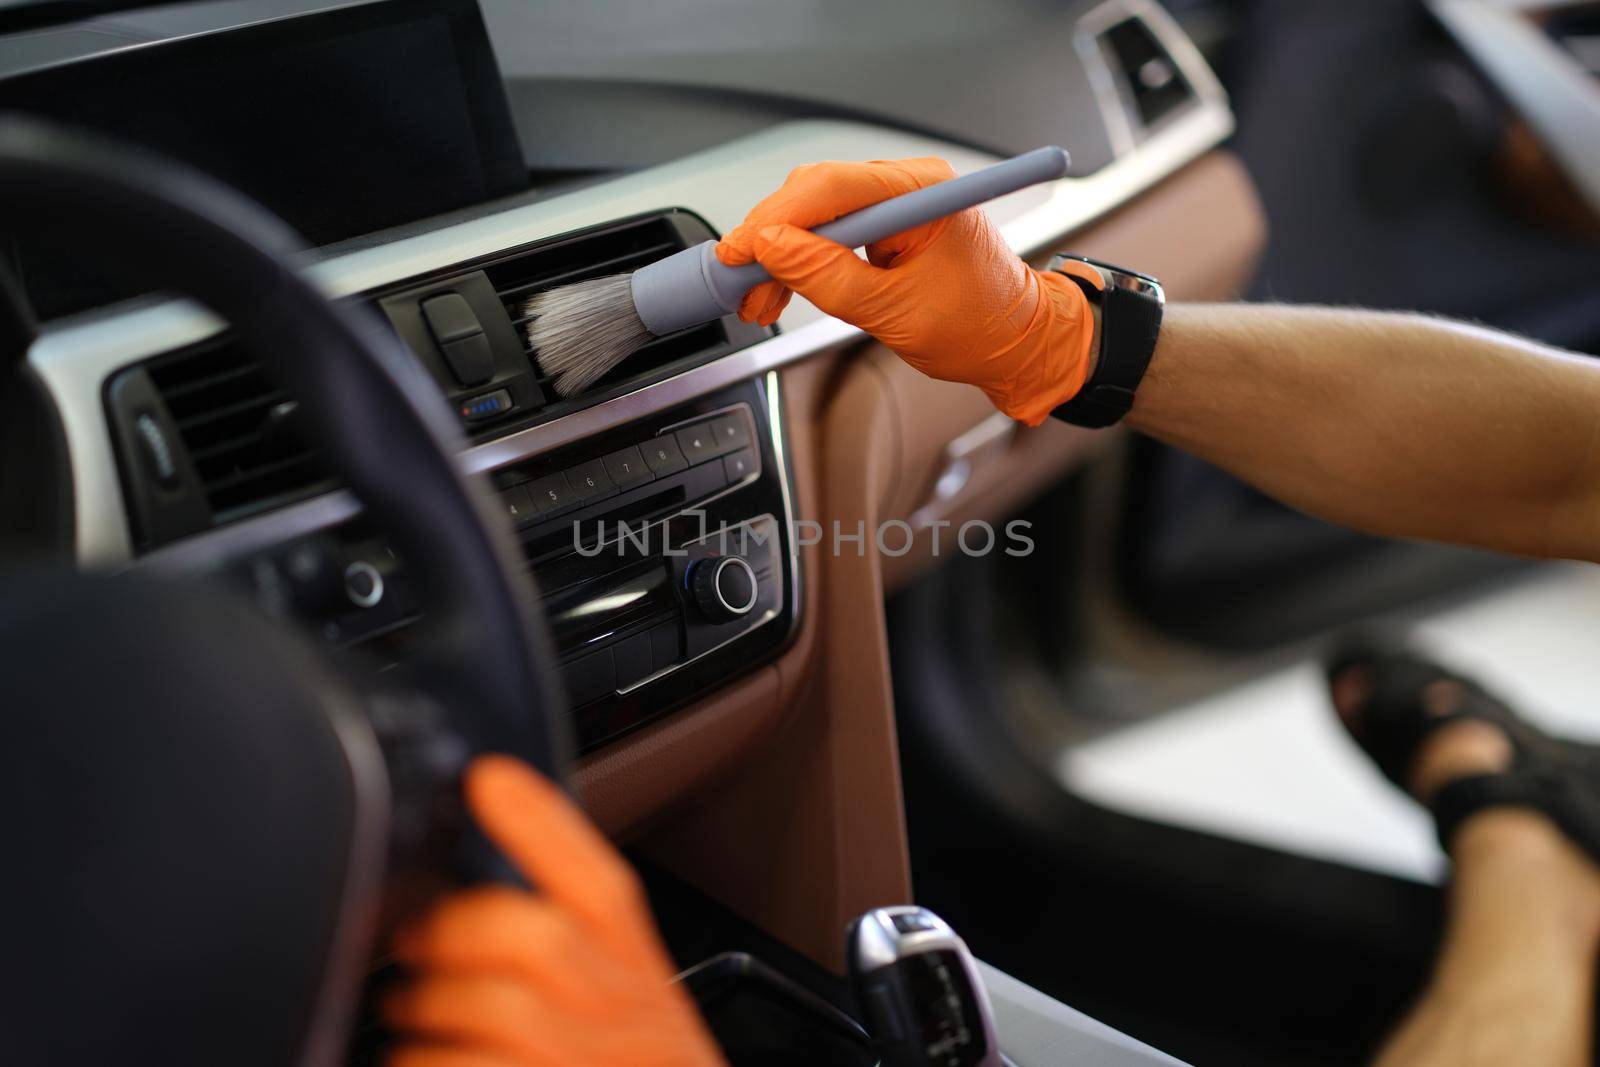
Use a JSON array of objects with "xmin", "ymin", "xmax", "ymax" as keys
[{"xmin": 0, "ymin": 113, "xmax": 570, "ymax": 776}]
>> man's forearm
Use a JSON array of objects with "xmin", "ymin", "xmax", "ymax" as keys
[{"xmin": 1126, "ymin": 304, "xmax": 1600, "ymax": 562}]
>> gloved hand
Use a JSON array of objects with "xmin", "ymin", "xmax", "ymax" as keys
[
  {"xmin": 716, "ymin": 156, "xmax": 1096, "ymax": 426},
  {"xmin": 382, "ymin": 755, "xmax": 727, "ymax": 1067}
]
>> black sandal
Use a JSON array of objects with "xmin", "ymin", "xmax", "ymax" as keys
[{"xmin": 1325, "ymin": 636, "xmax": 1600, "ymax": 862}]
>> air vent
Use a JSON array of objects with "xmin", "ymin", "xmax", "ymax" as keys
[
  {"xmin": 1101, "ymin": 16, "xmax": 1195, "ymax": 131},
  {"xmin": 110, "ymin": 212, "xmax": 770, "ymax": 550},
  {"xmin": 143, "ymin": 340, "xmax": 330, "ymax": 522},
  {"xmin": 483, "ymin": 213, "xmax": 732, "ymax": 399}
]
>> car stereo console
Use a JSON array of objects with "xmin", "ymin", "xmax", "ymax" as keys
[{"xmin": 225, "ymin": 376, "xmax": 796, "ymax": 752}]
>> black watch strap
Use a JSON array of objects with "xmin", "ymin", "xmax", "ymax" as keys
[{"xmin": 1049, "ymin": 259, "xmax": 1164, "ymax": 429}]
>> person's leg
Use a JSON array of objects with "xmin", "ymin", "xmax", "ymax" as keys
[{"xmin": 1329, "ymin": 674, "xmax": 1600, "ymax": 1067}]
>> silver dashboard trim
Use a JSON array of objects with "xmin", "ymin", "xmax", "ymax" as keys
[
  {"xmin": 1075, "ymin": 2, "xmax": 1142, "ymax": 157},
  {"xmin": 1074, "ymin": 0, "xmax": 1230, "ymax": 155},
  {"xmin": 1430, "ymin": 0, "xmax": 1600, "ymax": 217},
  {"xmin": 34, "ymin": 103, "xmax": 1231, "ymax": 569},
  {"xmin": 764, "ymin": 370, "xmax": 803, "ymax": 650}
]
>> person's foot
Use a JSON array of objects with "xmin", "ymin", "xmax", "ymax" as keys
[
  {"xmin": 1328, "ymin": 664, "xmax": 1513, "ymax": 805},
  {"xmin": 1331, "ymin": 644, "xmax": 1600, "ymax": 1067},
  {"xmin": 1327, "ymin": 645, "xmax": 1600, "ymax": 916}
]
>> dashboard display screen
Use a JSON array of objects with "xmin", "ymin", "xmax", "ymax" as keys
[{"xmin": 0, "ymin": 0, "xmax": 527, "ymax": 318}]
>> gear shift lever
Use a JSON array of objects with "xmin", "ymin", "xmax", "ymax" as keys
[{"xmin": 847, "ymin": 906, "xmax": 1004, "ymax": 1067}]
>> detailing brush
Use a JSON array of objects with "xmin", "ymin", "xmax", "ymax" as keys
[{"xmin": 526, "ymin": 145, "xmax": 1071, "ymax": 397}]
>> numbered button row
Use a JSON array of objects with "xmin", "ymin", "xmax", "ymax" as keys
[{"xmin": 497, "ymin": 407, "xmax": 755, "ymax": 527}]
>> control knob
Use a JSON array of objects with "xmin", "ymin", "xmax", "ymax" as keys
[
  {"xmin": 688, "ymin": 555, "xmax": 758, "ymax": 623},
  {"xmin": 343, "ymin": 559, "xmax": 385, "ymax": 609}
]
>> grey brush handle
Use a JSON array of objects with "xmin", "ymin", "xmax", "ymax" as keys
[{"xmin": 630, "ymin": 145, "xmax": 1070, "ymax": 336}]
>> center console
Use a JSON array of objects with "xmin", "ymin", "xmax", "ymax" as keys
[
  {"xmin": 222, "ymin": 376, "xmax": 796, "ymax": 752},
  {"xmin": 484, "ymin": 378, "xmax": 797, "ymax": 749}
]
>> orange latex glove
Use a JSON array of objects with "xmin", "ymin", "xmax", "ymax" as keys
[
  {"xmin": 381, "ymin": 756, "xmax": 727, "ymax": 1067},
  {"xmin": 716, "ymin": 156, "xmax": 1096, "ymax": 426}
]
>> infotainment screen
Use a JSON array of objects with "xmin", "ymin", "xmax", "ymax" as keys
[{"xmin": 0, "ymin": 0, "xmax": 527, "ymax": 318}]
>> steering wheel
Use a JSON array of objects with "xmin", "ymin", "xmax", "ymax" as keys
[{"xmin": 0, "ymin": 117, "xmax": 570, "ymax": 1065}]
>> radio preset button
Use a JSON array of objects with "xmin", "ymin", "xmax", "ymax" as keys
[
  {"xmin": 526, "ymin": 473, "xmax": 577, "ymax": 515},
  {"xmin": 723, "ymin": 449, "xmax": 756, "ymax": 483},
  {"xmin": 501, "ymin": 483, "xmax": 535, "ymax": 525},
  {"xmin": 602, "ymin": 446, "xmax": 652, "ymax": 490},
  {"xmin": 565, "ymin": 458, "xmax": 615, "ymax": 503},
  {"xmin": 642, "ymin": 436, "xmax": 688, "ymax": 475},
  {"xmin": 708, "ymin": 412, "xmax": 749, "ymax": 455},
  {"xmin": 675, "ymin": 423, "xmax": 719, "ymax": 464}
]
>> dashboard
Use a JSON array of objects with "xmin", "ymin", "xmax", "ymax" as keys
[{"xmin": 4, "ymin": 0, "xmax": 1245, "ymax": 883}]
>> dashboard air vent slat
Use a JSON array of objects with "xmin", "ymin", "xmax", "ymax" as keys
[
  {"xmin": 483, "ymin": 215, "xmax": 730, "ymax": 397},
  {"xmin": 172, "ymin": 389, "xmax": 290, "ymax": 433},
  {"xmin": 156, "ymin": 359, "xmax": 265, "ymax": 403},
  {"xmin": 500, "ymin": 240, "xmax": 679, "ymax": 326},
  {"xmin": 143, "ymin": 340, "xmax": 331, "ymax": 523}
]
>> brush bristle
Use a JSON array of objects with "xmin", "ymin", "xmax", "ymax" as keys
[{"xmin": 524, "ymin": 274, "xmax": 653, "ymax": 398}]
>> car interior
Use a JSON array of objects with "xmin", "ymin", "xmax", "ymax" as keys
[{"xmin": 3, "ymin": 1, "xmax": 1599, "ymax": 1064}]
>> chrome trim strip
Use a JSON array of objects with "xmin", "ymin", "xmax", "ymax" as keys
[
  {"xmin": 137, "ymin": 490, "xmax": 363, "ymax": 575},
  {"xmin": 764, "ymin": 371, "xmax": 804, "ymax": 647},
  {"xmin": 298, "ymin": 688, "xmax": 391, "ymax": 1067},
  {"xmin": 949, "ymin": 411, "xmax": 1019, "ymax": 462},
  {"xmin": 1430, "ymin": 0, "xmax": 1600, "ymax": 216},
  {"xmin": 464, "ymin": 314, "xmax": 856, "ymax": 475},
  {"xmin": 1075, "ymin": 2, "xmax": 1142, "ymax": 157},
  {"xmin": 615, "ymin": 611, "xmax": 779, "ymax": 697},
  {"xmin": 37, "ymin": 104, "xmax": 1232, "ymax": 569}
]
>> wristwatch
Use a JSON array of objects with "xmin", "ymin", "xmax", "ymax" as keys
[{"xmin": 1047, "ymin": 255, "xmax": 1165, "ymax": 428}]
